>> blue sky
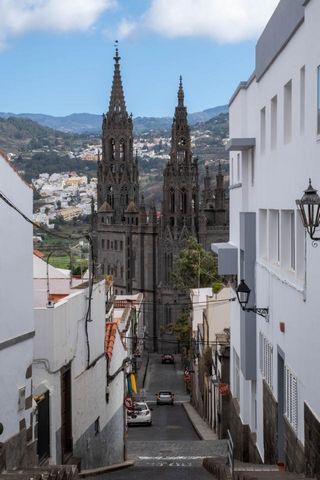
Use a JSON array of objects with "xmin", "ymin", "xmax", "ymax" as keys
[{"xmin": 0, "ymin": 0, "xmax": 279, "ymax": 117}]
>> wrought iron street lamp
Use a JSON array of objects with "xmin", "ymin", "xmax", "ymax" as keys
[
  {"xmin": 296, "ymin": 179, "xmax": 320, "ymax": 241},
  {"xmin": 236, "ymin": 279, "xmax": 269, "ymax": 319}
]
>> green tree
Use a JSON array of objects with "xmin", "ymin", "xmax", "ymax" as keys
[
  {"xmin": 165, "ymin": 309, "xmax": 191, "ymax": 357},
  {"xmin": 171, "ymin": 237, "xmax": 223, "ymax": 292}
]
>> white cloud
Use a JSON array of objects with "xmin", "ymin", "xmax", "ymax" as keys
[
  {"xmin": 118, "ymin": 0, "xmax": 280, "ymax": 43},
  {"xmin": 117, "ymin": 18, "xmax": 137, "ymax": 39},
  {"xmin": 0, "ymin": 0, "xmax": 116, "ymax": 49}
]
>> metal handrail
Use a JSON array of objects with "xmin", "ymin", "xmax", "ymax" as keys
[{"xmin": 227, "ymin": 429, "xmax": 234, "ymax": 478}]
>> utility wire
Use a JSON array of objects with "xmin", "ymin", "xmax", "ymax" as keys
[
  {"xmin": 0, "ymin": 189, "xmax": 96, "ymax": 370},
  {"xmin": 0, "ymin": 190, "xmax": 87, "ymax": 242}
]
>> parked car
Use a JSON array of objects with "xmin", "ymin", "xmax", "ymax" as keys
[
  {"xmin": 127, "ymin": 402, "xmax": 152, "ymax": 426},
  {"xmin": 155, "ymin": 391, "xmax": 175, "ymax": 405},
  {"xmin": 161, "ymin": 354, "xmax": 175, "ymax": 364}
]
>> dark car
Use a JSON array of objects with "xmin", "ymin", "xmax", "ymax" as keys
[
  {"xmin": 161, "ymin": 354, "xmax": 175, "ymax": 364},
  {"xmin": 155, "ymin": 391, "xmax": 175, "ymax": 405}
]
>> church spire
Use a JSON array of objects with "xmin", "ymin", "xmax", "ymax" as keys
[
  {"xmin": 178, "ymin": 75, "xmax": 184, "ymax": 107},
  {"xmin": 108, "ymin": 42, "xmax": 127, "ymax": 115}
]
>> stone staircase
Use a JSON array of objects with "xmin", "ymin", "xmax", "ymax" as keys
[
  {"xmin": 203, "ymin": 457, "xmax": 313, "ymax": 480},
  {"xmin": 0, "ymin": 465, "xmax": 78, "ymax": 480}
]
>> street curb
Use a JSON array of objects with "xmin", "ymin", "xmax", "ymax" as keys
[
  {"xmin": 79, "ymin": 461, "xmax": 134, "ymax": 477},
  {"xmin": 182, "ymin": 402, "xmax": 204, "ymax": 440}
]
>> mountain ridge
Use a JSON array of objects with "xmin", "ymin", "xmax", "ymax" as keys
[{"xmin": 0, "ymin": 105, "xmax": 228, "ymax": 134}]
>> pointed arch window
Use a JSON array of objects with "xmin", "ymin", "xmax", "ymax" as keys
[
  {"xmin": 170, "ymin": 188, "xmax": 175, "ymax": 213},
  {"xmin": 180, "ymin": 188, "xmax": 187, "ymax": 214},
  {"xmin": 120, "ymin": 140, "xmax": 125, "ymax": 161},
  {"xmin": 110, "ymin": 139, "xmax": 116, "ymax": 160},
  {"xmin": 192, "ymin": 188, "xmax": 197, "ymax": 211}
]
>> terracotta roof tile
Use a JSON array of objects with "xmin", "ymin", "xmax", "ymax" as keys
[
  {"xmin": 34, "ymin": 249, "xmax": 45, "ymax": 258},
  {"xmin": 105, "ymin": 322, "xmax": 118, "ymax": 360}
]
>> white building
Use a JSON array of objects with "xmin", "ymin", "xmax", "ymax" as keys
[
  {"xmin": 33, "ymin": 255, "xmax": 125, "ymax": 468},
  {"xmin": 112, "ymin": 294, "xmax": 144, "ymax": 358},
  {"xmin": 190, "ymin": 287, "xmax": 231, "ymax": 434},
  {"xmin": 213, "ymin": 0, "xmax": 320, "ymax": 475},
  {"xmin": 0, "ymin": 150, "xmax": 36, "ymax": 469}
]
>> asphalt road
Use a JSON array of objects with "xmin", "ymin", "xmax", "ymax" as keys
[
  {"xmin": 128, "ymin": 404, "xmax": 198, "ymax": 442},
  {"xmin": 141, "ymin": 353, "xmax": 190, "ymax": 403},
  {"xmin": 92, "ymin": 354, "xmax": 226, "ymax": 479}
]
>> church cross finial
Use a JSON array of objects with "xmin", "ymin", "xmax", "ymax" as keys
[{"xmin": 114, "ymin": 40, "xmax": 120, "ymax": 63}]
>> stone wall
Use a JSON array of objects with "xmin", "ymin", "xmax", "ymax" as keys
[
  {"xmin": 73, "ymin": 405, "xmax": 124, "ymax": 470},
  {"xmin": 263, "ymin": 381, "xmax": 278, "ymax": 464},
  {"xmin": 304, "ymin": 403, "xmax": 320, "ymax": 479},
  {"xmin": 284, "ymin": 417, "xmax": 304, "ymax": 474},
  {"xmin": 0, "ymin": 429, "xmax": 37, "ymax": 472},
  {"xmin": 229, "ymin": 397, "xmax": 261, "ymax": 463}
]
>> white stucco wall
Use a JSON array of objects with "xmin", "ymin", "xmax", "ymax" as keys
[
  {"xmin": 0, "ymin": 153, "xmax": 34, "ymax": 443},
  {"xmin": 228, "ymin": 0, "xmax": 320, "ymax": 460},
  {"xmin": 33, "ymin": 278, "xmax": 110, "ymax": 463}
]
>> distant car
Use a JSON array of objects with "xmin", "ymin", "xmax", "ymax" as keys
[
  {"xmin": 161, "ymin": 354, "xmax": 175, "ymax": 364},
  {"xmin": 155, "ymin": 391, "xmax": 175, "ymax": 405},
  {"xmin": 127, "ymin": 402, "xmax": 152, "ymax": 426}
]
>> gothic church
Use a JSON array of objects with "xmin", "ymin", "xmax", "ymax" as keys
[{"xmin": 94, "ymin": 48, "xmax": 228, "ymax": 352}]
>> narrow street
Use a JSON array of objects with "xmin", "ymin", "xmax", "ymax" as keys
[{"xmin": 100, "ymin": 354, "xmax": 227, "ymax": 479}]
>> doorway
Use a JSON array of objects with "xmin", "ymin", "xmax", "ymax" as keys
[
  {"xmin": 277, "ymin": 351, "xmax": 285, "ymax": 463},
  {"xmin": 37, "ymin": 390, "xmax": 50, "ymax": 462},
  {"xmin": 61, "ymin": 365, "xmax": 72, "ymax": 462}
]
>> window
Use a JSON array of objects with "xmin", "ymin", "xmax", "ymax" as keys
[
  {"xmin": 284, "ymin": 80, "xmax": 292, "ymax": 143},
  {"xmin": 251, "ymin": 150, "xmax": 255, "ymax": 186},
  {"xmin": 318, "ymin": 66, "xmax": 320, "ymax": 135},
  {"xmin": 120, "ymin": 240, "xmax": 123, "ymax": 250},
  {"xmin": 260, "ymin": 107, "xmax": 266, "ymax": 153},
  {"xmin": 170, "ymin": 188, "xmax": 175, "ymax": 213},
  {"xmin": 230, "ymin": 158, "xmax": 234, "ymax": 185},
  {"xmin": 233, "ymin": 348, "xmax": 240, "ymax": 400},
  {"xmin": 269, "ymin": 210, "xmax": 280, "ymax": 263},
  {"xmin": 271, "ymin": 96, "xmax": 277, "ymax": 149},
  {"xmin": 111, "ymin": 139, "xmax": 115, "ymax": 160},
  {"xmin": 285, "ymin": 365, "xmax": 298, "ymax": 433},
  {"xmin": 260, "ymin": 334, "xmax": 273, "ymax": 389},
  {"xmin": 280, "ymin": 210, "xmax": 296, "ymax": 271},
  {"xmin": 107, "ymin": 239, "xmax": 110, "ymax": 249},
  {"xmin": 300, "ymin": 66, "xmax": 305, "ymax": 134},
  {"xmin": 259, "ymin": 209, "xmax": 267, "ymax": 259},
  {"xmin": 237, "ymin": 153, "xmax": 241, "ymax": 183},
  {"xmin": 102, "ymin": 239, "xmax": 105, "ymax": 249},
  {"xmin": 180, "ymin": 189, "xmax": 187, "ymax": 214},
  {"xmin": 296, "ymin": 210, "xmax": 305, "ymax": 279},
  {"xmin": 120, "ymin": 140, "xmax": 125, "ymax": 160},
  {"xmin": 115, "ymin": 240, "xmax": 118, "ymax": 250}
]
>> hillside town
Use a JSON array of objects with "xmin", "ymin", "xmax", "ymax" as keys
[{"xmin": 1, "ymin": 1, "xmax": 320, "ymax": 480}]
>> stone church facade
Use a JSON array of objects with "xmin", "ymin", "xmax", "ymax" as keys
[{"xmin": 94, "ymin": 49, "xmax": 228, "ymax": 352}]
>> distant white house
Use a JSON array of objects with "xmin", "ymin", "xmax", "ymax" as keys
[
  {"xmin": 0, "ymin": 150, "xmax": 37, "ymax": 470},
  {"xmin": 190, "ymin": 287, "xmax": 231, "ymax": 433}
]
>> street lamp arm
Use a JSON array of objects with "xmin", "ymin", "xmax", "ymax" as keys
[{"xmin": 243, "ymin": 306, "xmax": 269, "ymax": 319}]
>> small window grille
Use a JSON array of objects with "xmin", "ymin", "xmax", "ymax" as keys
[
  {"xmin": 259, "ymin": 333, "xmax": 273, "ymax": 390},
  {"xmin": 285, "ymin": 366, "xmax": 298, "ymax": 433}
]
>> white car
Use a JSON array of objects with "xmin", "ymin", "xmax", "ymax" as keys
[
  {"xmin": 155, "ymin": 391, "xmax": 175, "ymax": 405},
  {"xmin": 127, "ymin": 402, "xmax": 152, "ymax": 426}
]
